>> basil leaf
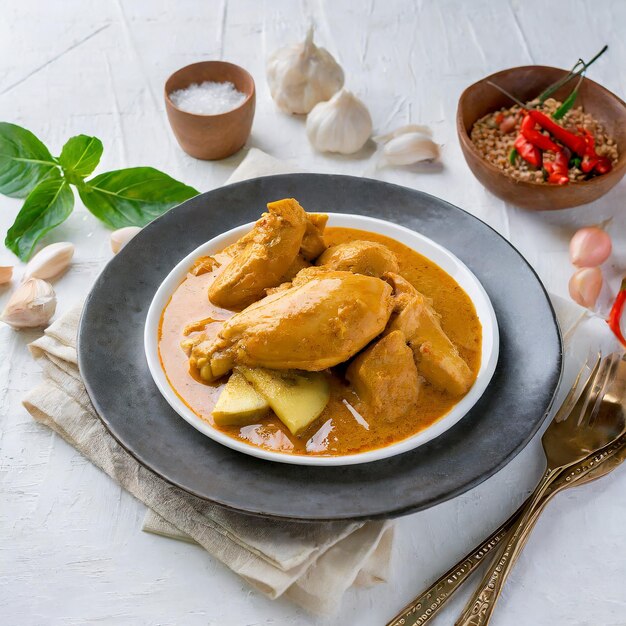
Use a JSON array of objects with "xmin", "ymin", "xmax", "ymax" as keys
[
  {"xmin": 58, "ymin": 134, "xmax": 103, "ymax": 181},
  {"xmin": 5, "ymin": 178, "xmax": 74, "ymax": 260},
  {"xmin": 0, "ymin": 122, "xmax": 59, "ymax": 198},
  {"xmin": 78, "ymin": 167, "xmax": 199, "ymax": 228}
]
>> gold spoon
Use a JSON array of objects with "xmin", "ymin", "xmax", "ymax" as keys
[
  {"xmin": 455, "ymin": 352, "xmax": 626, "ymax": 626},
  {"xmin": 386, "ymin": 433, "xmax": 626, "ymax": 626},
  {"xmin": 387, "ymin": 353, "xmax": 626, "ymax": 626}
]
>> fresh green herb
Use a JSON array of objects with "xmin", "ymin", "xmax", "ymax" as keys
[
  {"xmin": 569, "ymin": 156, "xmax": 582, "ymax": 169},
  {"xmin": 0, "ymin": 122, "xmax": 59, "ymax": 198},
  {"xmin": 538, "ymin": 45, "xmax": 608, "ymax": 104},
  {"xmin": 58, "ymin": 134, "xmax": 103, "ymax": 181},
  {"xmin": 78, "ymin": 168, "xmax": 200, "ymax": 229},
  {"xmin": 553, "ymin": 88, "xmax": 579, "ymax": 120},
  {"xmin": 508, "ymin": 148, "xmax": 518, "ymax": 165},
  {"xmin": 6, "ymin": 178, "xmax": 74, "ymax": 260},
  {"xmin": 0, "ymin": 123, "xmax": 199, "ymax": 260}
]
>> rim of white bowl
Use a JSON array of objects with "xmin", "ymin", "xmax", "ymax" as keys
[{"xmin": 144, "ymin": 214, "xmax": 499, "ymax": 466}]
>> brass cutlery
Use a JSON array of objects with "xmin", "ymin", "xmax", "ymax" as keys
[{"xmin": 387, "ymin": 353, "xmax": 626, "ymax": 626}]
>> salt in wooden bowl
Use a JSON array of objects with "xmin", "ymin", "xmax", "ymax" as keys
[{"xmin": 165, "ymin": 61, "xmax": 255, "ymax": 160}]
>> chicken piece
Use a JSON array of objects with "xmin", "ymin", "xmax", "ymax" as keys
[
  {"xmin": 383, "ymin": 272, "xmax": 473, "ymax": 396},
  {"xmin": 300, "ymin": 213, "xmax": 328, "ymax": 261},
  {"xmin": 208, "ymin": 198, "xmax": 307, "ymax": 310},
  {"xmin": 316, "ymin": 240, "xmax": 399, "ymax": 277},
  {"xmin": 265, "ymin": 264, "xmax": 327, "ymax": 296},
  {"xmin": 280, "ymin": 254, "xmax": 311, "ymax": 282},
  {"xmin": 346, "ymin": 330, "xmax": 420, "ymax": 421},
  {"xmin": 191, "ymin": 270, "xmax": 394, "ymax": 381}
]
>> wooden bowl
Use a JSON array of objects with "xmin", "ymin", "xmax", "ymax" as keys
[
  {"xmin": 164, "ymin": 61, "xmax": 255, "ymax": 160},
  {"xmin": 457, "ymin": 65, "xmax": 626, "ymax": 210}
]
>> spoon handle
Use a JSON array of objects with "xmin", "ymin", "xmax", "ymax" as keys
[
  {"xmin": 385, "ymin": 475, "xmax": 559, "ymax": 626},
  {"xmin": 454, "ymin": 469, "xmax": 558, "ymax": 626},
  {"xmin": 387, "ymin": 437, "xmax": 626, "ymax": 626},
  {"xmin": 384, "ymin": 521, "xmax": 512, "ymax": 626}
]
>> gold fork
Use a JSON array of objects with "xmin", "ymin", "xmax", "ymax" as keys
[
  {"xmin": 387, "ymin": 354, "xmax": 626, "ymax": 626},
  {"xmin": 386, "ymin": 435, "xmax": 626, "ymax": 626},
  {"xmin": 455, "ymin": 352, "xmax": 626, "ymax": 626}
]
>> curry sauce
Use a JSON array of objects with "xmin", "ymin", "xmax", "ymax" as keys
[{"xmin": 158, "ymin": 227, "xmax": 482, "ymax": 456}]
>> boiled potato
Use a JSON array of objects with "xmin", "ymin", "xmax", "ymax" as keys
[
  {"xmin": 212, "ymin": 370, "xmax": 270, "ymax": 426},
  {"xmin": 238, "ymin": 367, "xmax": 330, "ymax": 436}
]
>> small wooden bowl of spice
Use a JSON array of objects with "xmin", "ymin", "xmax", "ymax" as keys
[
  {"xmin": 457, "ymin": 61, "xmax": 626, "ymax": 210},
  {"xmin": 165, "ymin": 61, "xmax": 255, "ymax": 160}
]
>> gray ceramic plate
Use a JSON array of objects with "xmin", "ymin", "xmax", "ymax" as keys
[{"xmin": 78, "ymin": 174, "xmax": 562, "ymax": 521}]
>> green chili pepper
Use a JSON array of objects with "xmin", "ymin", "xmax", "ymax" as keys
[{"xmin": 553, "ymin": 71, "xmax": 586, "ymax": 120}]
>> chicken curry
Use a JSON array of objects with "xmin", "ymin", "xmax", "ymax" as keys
[{"xmin": 158, "ymin": 198, "xmax": 482, "ymax": 456}]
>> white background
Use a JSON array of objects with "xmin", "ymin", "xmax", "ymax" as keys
[{"xmin": 1, "ymin": 1, "xmax": 625, "ymax": 624}]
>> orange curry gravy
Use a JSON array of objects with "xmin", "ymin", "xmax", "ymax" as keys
[{"xmin": 158, "ymin": 227, "xmax": 482, "ymax": 457}]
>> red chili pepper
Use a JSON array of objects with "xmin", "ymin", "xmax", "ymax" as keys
[
  {"xmin": 579, "ymin": 129, "xmax": 599, "ymax": 173},
  {"xmin": 595, "ymin": 156, "xmax": 613, "ymax": 174},
  {"xmin": 520, "ymin": 114, "xmax": 562, "ymax": 152},
  {"xmin": 527, "ymin": 110, "xmax": 588, "ymax": 155},
  {"xmin": 495, "ymin": 112, "xmax": 504, "ymax": 125},
  {"xmin": 581, "ymin": 153, "xmax": 599, "ymax": 173},
  {"xmin": 607, "ymin": 278, "xmax": 626, "ymax": 348},
  {"xmin": 546, "ymin": 149, "xmax": 570, "ymax": 184},
  {"xmin": 514, "ymin": 134, "xmax": 541, "ymax": 168},
  {"xmin": 547, "ymin": 171, "xmax": 569, "ymax": 185}
]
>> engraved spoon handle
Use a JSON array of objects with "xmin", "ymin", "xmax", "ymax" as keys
[
  {"xmin": 387, "ymin": 437, "xmax": 626, "ymax": 626},
  {"xmin": 385, "ymin": 519, "xmax": 513, "ymax": 626},
  {"xmin": 455, "ymin": 436, "xmax": 626, "ymax": 626},
  {"xmin": 453, "ymin": 469, "xmax": 558, "ymax": 626},
  {"xmin": 385, "ymin": 476, "xmax": 557, "ymax": 626}
]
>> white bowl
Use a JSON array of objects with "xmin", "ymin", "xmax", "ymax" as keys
[{"xmin": 145, "ymin": 214, "xmax": 499, "ymax": 466}]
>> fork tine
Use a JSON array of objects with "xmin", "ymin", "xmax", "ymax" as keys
[
  {"xmin": 574, "ymin": 355, "xmax": 606, "ymax": 426},
  {"xmin": 586, "ymin": 353, "xmax": 620, "ymax": 427},
  {"xmin": 554, "ymin": 353, "xmax": 601, "ymax": 424}
]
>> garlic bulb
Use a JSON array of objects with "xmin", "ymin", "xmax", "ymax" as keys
[
  {"xmin": 267, "ymin": 27, "xmax": 344, "ymax": 114},
  {"xmin": 0, "ymin": 266, "xmax": 13, "ymax": 284},
  {"xmin": 0, "ymin": 278, "xmax": 56, "ymax": 328},
  {"xmin": 374, "ymin": 125, "xmax": 439, "ymax": 166},
  {"xmin": 569, "ymin": 226, "xmax": 612, "ymax": 268},
  {"xmin": 568, "ymin": 267, "xmax": 602, "ymax": 309},
  {"xmin": 306, "ymin": 89, "xmax": 372, "ymax": 154},
  {"xmin": 111, "ymin": 226, "xmax": 142, "ymax": 254},
  {"xmin": 23, "ymin": 242, "xmax": 74, "ymax": 281}
]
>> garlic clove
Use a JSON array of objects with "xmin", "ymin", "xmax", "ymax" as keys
[
  {"xmin": 0, "ymin": 266, "xmax": 13, "ymax": 284},
  {"xmin": 23, "ymin": 242, "xmax": 74, "ymax": 281},
  {"xmin": 381, "ymin": 132, "xmax": 440, "ymax": 166},
  {"xmin": 111, "ymin": 226, "xmax": 142, "ymax": 254},
  {"xmin": 0, "ymin": 278, "xmax": 56, "ymax": 329},
  {"xmin": 266, "ymin": 26, "xmax": 344, "ymax": 115},
  {"xmin": 569, "ymin": 226, "xmax": 612, "ymax": 268},
  {"xmin": 306, "ymin": 89, "xmax": 372, "ymax": 154},
  {"xmin": 568, "ymin": 267, "xmax": 603, "ymax": 309},
  {"xmin": 373, "ymin": 124, "xmax": 433, "ymax": 143}
]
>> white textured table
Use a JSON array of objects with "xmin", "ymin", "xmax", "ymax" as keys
[{"xmin": 1, "ymin": 1, "xmax": 625, "ymax": 624}]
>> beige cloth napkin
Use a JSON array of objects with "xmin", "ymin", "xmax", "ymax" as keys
[{"xmin": 22, "ymin": 148, "xmax": 393, "ymax": 616}]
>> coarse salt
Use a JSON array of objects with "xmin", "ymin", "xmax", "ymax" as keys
[{"xmin": 169, "ymin": 81, "xmax": 247, "ymax": 115}]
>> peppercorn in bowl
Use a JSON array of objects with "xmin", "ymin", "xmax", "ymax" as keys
[{"xmin": 457, "ymin": 65, "xmax": 626, "ymax": 210}]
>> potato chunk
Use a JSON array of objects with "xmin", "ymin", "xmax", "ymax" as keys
[
  {"xmin": 239, "ymin": 367, "xmax": 330, "ymax": 436},
  {"xmin": 212, "ymin": 370, "xmax": 270, "ymax": 426}
]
